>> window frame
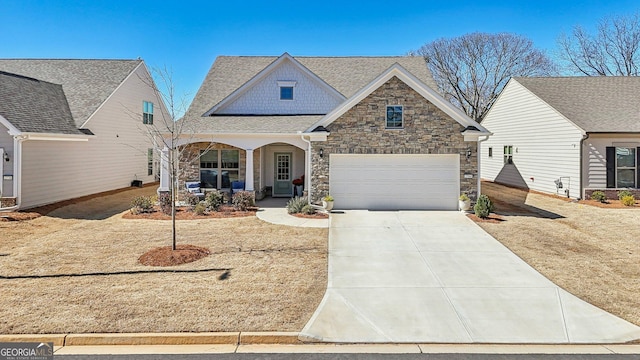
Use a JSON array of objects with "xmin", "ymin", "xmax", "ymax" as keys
[
  {"xmin": 615, "ymin": 147, "xmax": 636, "ymax": 188},
  {"xmin": 199, "ymin": 149, "xmax": 240, "ymax": 189},
  {"xmin": 143, "ymin": 101, "xmax": 154, "ymax": 125},
  {"xmin": 385, "ymin": 105, "xmax": 403, "ymax": 129},
  {"xmin": 279, "ymin": 86, "xmax": 294, "ymax": 100},
  {"xmin": 147, "ymin": 148, "xmax": 154, "ymax": 176},
  {"xmin": 488, "ymin": 147, "xmax": 493, "ymax": 158},
  {"xmin": 503, "ymin": 145, "xmax": 513, "ymax": 165}
]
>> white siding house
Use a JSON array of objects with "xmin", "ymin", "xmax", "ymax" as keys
[
  {"xmin": 481, "ymin": 76, "xmax": 640, "ymax": 200},
  {"xmin": 0, "ymin": 60, "xmax": 165, "ymax": 210}
]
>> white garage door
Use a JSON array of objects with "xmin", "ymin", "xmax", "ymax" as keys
[{"xmin": 329, "ymin": 154, "xmax": 460, "ymax": 210}]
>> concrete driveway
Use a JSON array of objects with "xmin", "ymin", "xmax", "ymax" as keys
[{"xmin": 300, "ymin": 211, "xmax": 640, "ymax": 343}]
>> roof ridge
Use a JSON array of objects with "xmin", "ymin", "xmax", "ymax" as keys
[{"xmin": 0, "ymin": 58, "xmax": 142, "ymax": 62}]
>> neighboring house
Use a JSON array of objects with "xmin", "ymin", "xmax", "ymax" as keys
[
  {"xmin": 480, "ymin": 76, "xmax": 640, "ymax": 199},
  {"xmin": 165, "ymin": 53, "xmax": 490, "ymax": 210},
  {"xmin": 0, "ymin": 59, "xmax": 165, "ymax": 210}
]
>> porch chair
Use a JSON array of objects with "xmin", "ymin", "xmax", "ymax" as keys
[{"xmin": 185, "ymin": 181, "xmax": 205, "ymax": 200}]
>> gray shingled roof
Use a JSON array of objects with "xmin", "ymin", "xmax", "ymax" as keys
[
  {"xmin": 0, "ymin": 59, "xmax": 141, "ymax": 127},
  {"xmin": 184, "ymin": 55, "xmax": 437, "ymax": 133},
  {"xmin": 0, "ymin": 71, "xmax": 81, "ymax": 135},
  {"xmin": 514, "ymin": 76, "xmax": 640, "ymax": 133}
]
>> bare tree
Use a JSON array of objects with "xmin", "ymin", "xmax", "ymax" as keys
[
  {"xmin": 411, "ymin": 32, "xmax": 556, "ymax": 121},
  {"xmin": 558, "ymin": 13, "xmax": 640, "ymax": 76}
]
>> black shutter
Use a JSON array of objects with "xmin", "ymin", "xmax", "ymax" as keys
[
  {"xmin": 606, "ymin": 147, "xmax": 616, "ymax": 188},
  {"xmin": 637, "ymin": 147, "xmax": 640, "ymax": 188}
]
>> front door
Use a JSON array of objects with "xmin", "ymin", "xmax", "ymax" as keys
[{"xmin": 273, "ymin": 152, "xmax": 293, "ymax": 197}]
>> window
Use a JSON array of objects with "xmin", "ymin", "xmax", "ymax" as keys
[
  {"xmin": 280, "ymin": 86, "xmax": 294, "ymax": 100},
  {"xmin": 616, "ymin": 147, "xmax": 636, "ymax": 187},
  {"xmin": 199, "ymin": 149, "xmax": 240, "ymax": 189},
  {"xmin": 147, "ymin": 148, "xmax": 154, "ymax": 176},
  {"xmin": 503, "ymin": 146, "xmax": 513, "ymax": 164},
  {"xmin": 488, "ymin": 147, "xmax": 493, "ymax": 158},
  {"xmin": 143, "ymin": 101, "xmax": 154, "ymax": 125},
  {"xmin": 386, "ymin": 105, "xmax": 403, "ymax": 128}
]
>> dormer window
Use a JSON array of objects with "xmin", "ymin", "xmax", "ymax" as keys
[{"xmin": 277, "ymin": 81, "xmax": 296, "ymax": 100}]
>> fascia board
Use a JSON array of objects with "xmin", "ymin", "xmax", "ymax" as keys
[
  {"xmin": 22, "ymin": 132, "xmax": 92, "ymax": 141},
  {"xmin": 0, "ymin": 115, "xmax": 22, "ymax": 136},
  {"xmin": 203, "ymin": 53, "xmax": 346, "ymax": 116}
]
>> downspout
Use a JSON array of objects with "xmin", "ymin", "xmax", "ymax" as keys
[
  {"xmin": 579, "ymin": 133, "xmax": 589, "ymax": 200},
  {"xmin": 1, "ymin": 135, "xmax": 25, "ymax": 211},
  {"xmin": 477, "ymin": 135, "xmax": 491, "ymax": 197},
  {"xmin": 300, "ymin": 134, "xmax": 312, "ymax": 204}
]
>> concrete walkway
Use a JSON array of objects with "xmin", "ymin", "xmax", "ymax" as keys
[
  {"xmin": 256, "ymin": 197, "xmax": 328, "ymax": 228},
  {"xmin": 300, "ymin": 210, "xmax": 640, "ymax": 343}
]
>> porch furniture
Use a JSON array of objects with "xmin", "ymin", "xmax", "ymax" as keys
[
  {"xmin": 185, "ymin": 181, "xmax": 205, "ymax": 200},
  {"xmin": 231, "ymin": 180, "xmax": 245, "ymax": 195}
]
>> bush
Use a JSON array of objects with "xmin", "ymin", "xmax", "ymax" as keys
[
  {"xmin": 301, "ymin": 204, "xmax": 316, "ymax": 215},
  {"xmin": 194, "ymin": 202, "xmax": 207, "ymax": 215},
  {"xmin": 286, "ymin": 196, "xmax": 308, "ymax": 214},
  {"xmin": 618, "ymin": 190, "xmax": 633, "ymax": 200},
  {"xmin": 158, "ymin": 192, "xmax": 172, "ymax": 215},
  {"xmin": 232, "ymin": 191, "xmax": 254, "ymax": 211},
  {"xmin": 204, "ymin": 190, "xmax": 224, "ymax": 211},
  {"xmin": 131, "ymin": 196, "xmax": 154, "ymax": 213},
  {"xmin": 621, "ymin": 195, "xmax": 636, "ymax": 206},
  {"xmin": 474, "ymin": 194, "xmax": 494, "ymax": 219},
  {"xmin": 590, "ymin": 190, "xmax": 607, "ymax": 203},
  {"xmin": 185, "ymin": 192, "xmax": 200, "ymax": 207}
]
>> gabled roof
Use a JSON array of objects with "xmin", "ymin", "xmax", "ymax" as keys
[
  {"xmin": 514, "ymin": 76, "xmax": 640, "ymax": 133},
  {"xmin": 0, "ymin": 71, "xmax": 83, "ymax": 135},
  {"xmin": 0, "ymin": 59, "xmax": 142, "ymax": 127}
]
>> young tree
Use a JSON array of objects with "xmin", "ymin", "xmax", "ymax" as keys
[
  {"xmin": 557, "ymin": 13, "xmax": 640, "ymax": 76},
  {"xmin": 411, "ymin": 32, "xmax": 556, "ymax": 121}
]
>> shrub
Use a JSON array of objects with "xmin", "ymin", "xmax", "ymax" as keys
[
  {"xmin": 185, "ymin": 192, "xmax": 200, "ymax": 207},
  {"xmin": 590, "ymin": 190, "xmax": 607, "ymax": 203},
  {"xmin": 158, "ymin": 192, "xmax": 172, "ymax": 215},
  {"xmin": 474, "ymin": 194, "xmax": 494, "ymax": 219},
  {"xmin": 286, "ymin": 196, "xmax": 308, "ymax": 214},
  {"xmin": 131, "ymin": 196, "xmax": 154, "ymax": 213},
  {"xmin": 301, "ymin": 204, "xmax": 316, "ymax": 215},
  {"xmin": 621, "ymin": 195, "xmax": 636, "ymax": 206},
  {"xmin": 232, "ymin": 191, "xmax": 254, "ymax": 211},
  {"xmin": 194, "ymin": 202, "xmax": 207, "ymax": 215},
  {"xmin": 618, "ymin": 190, "xmax": 633, "ymax": 200},
  {"xmin": 205, "ymin": 190, "xmax": 224, "ymax": 211}
]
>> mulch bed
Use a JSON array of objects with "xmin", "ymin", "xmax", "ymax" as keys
[
  {"xmin": 122, "ymin": 205, "xmax": 257, "ymax": 220},
  {"xmin": 578, "ymin": 199, "xmax": 638, "ymax": 209},
  {"xmin": 467, "ymin": 213, "xmax": 505, "ymax": 224},
  {"xmin": 0, "ymin": 212, "xmax": 41, "ymax": 222},
  {"xmin": 138, "ymin": 244, "xmax": 211, "ymax": 267},
  {"xmin": 291, "ymin": 212, "xmax": 329, "ymax": 219}
]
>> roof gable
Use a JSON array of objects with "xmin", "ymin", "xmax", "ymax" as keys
[
  {"xmin": 204, "ymin": 53, "xmax": 345, "ymax": 116},
  {"xmin": 307, "ymin": 64, "xmax": 490, "ymax": 134},
  {"xmin": 514, "ymin": 76, "xmax": 640, "ymax": 133},
  {"xmin": 0, "ymin": 71, "xmax": 83, "ymax": 135},
  {"xmin": 0, "ymin": 59, "xmax": 141, "ymax": 127}
]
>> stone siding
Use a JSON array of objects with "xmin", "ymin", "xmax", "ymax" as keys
[
  {"xmin": 0, "ymin": 197, "xmax": 16, "ymax": 208},
  {"xmin": 310, "ymin": 76, "xmax": 478, "ymax": 203}
]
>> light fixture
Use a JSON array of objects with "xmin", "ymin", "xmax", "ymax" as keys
[
  {"xmin": 319, "ymin": 148, "xmax": 324, "ymax": 158},
  {"xmin": 3, "ymin": 152, "xmax": 8, "ymax": 162},
  {"xmin": 466, "ymin": 148, "xmax": 472, "ymax": 159}
]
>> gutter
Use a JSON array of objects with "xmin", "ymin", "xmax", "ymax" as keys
[
  {"xmin": 579, "ymin": 133, "xmax": 590, "ymax": 200},
  {"xmin": 477, "ymin": 135, "xmax": 491, "ymax": 197},
  {"xmin": 300, "ymin": 134, "xmax": 313, "ymax": 204}
]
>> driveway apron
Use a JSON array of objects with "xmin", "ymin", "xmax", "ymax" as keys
[{"xmin": 300, "ymin": 211, "xmax": 640, "ymax": 343}]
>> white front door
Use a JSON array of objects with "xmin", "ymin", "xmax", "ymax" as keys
[{"xmin": 329, "ymin": 154, "xmax": 460, "ymax": 210}]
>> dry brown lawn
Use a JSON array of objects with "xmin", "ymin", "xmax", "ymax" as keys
[
  {"xmin": 0, "ymin": 186, "xmax": 327, "ymax": 334},
  {"xmin": 479, "ymin": 182, "xmax": 640, "ymax": 327}
]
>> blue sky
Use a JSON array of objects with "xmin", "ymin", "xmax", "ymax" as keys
[{"xmin": 1, "ymin": 0, "xmax": 639, "ymax": 108}]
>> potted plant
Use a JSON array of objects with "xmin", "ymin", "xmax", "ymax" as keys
[
  {"xmin": 292, "ymin": 175, "xmax": 304, "ymax": 196},
  {"xmin": 322, "ymin": 195, "xmax": 334, "ymax": 211},
  {"xmin": 459, "ymin": 193, "xmax": 471, "ymax": 211}
]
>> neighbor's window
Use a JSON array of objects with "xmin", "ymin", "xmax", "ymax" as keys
[
  {"xmin": 280, "ymin": 86, "xmax": 294, "ymax": 100},
  {"xmin": 488, "ymin": 147, "xmax": 493, "ymax": 158},
  {"xmin": 504, "ymin": 145, "xmax": 513, "ymax": 164},
  {"xmin": 386, "ymin": 105, "xmax": 403, "ymax": 128},
  {"xmin": 199, "ymin": 149, "xmax": 240, "ymax": 189},
  {"xmin": 616, "ymin": 147, "xmax": 636, "ymax": 188},
  {"xmin": 147, "ymin": 148, "xmax": 153, "ymax": 176},
  {"xmin": 143, "ymin": 101, "xmax": 154, "ymax": 125}
]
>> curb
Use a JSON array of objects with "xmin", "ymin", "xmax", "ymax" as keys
[{"xmin": 0, "ymin": 332, "xmax": 302, "ymax": 346}]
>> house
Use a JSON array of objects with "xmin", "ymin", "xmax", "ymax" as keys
[
  {"xmin": 166, "ymin": 53, "xmax": 490, "ymax": 210},
  {"xmin": 480, "ymin": 76, "xmax": 640, "ymax": 200},
  {"xmin": 0, "ymin": 59, "xmax": 165, "ymax": 210}
]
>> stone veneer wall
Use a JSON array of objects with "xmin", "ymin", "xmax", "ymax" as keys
[
  {"xmin": 310, "ymin": 76, "xmax": 478, "ymax": 203},
  {"xmin": 0, "ymin": 197, "xmax": 16, "ymax": 208}
]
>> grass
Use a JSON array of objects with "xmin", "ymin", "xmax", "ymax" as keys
[
  {"xmin": 478, "ymin": 182, "xmax": 640, "ymax": 327},
  {"xmin": 0, "ymin": 187, "xmax": 328, "ymax": 334}
]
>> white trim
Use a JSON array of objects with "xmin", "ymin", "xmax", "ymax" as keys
[
  {"xmin": 306, "ymin": 63, "xmax": 490, "ymax": 134},
  {"xmin": 80, "ymin": 61, "xmax": 144, "ymax": 129},
  {"xmin": 19, "ymin": 133, "xmax": 92, "ymax": 141},
  {"xmin": 0, "ymin": 115, "xmax": 22, "ymax": 136},
  {"xmin": 277, "ymin": 80, "xmax": 297, "ymax": 87},
  {"xmin": 203, "ymin": 53, "xmax": 346, "ymax": 116}
]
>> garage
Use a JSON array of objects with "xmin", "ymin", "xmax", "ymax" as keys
[{"xmin": 329, "ymin": 154, "xmax": 460, "ymax": 210}]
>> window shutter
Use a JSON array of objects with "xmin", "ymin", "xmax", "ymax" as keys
[
  {"xmin": 606, "ymin": 147, "xmax": 615, "ymax": 188},
  {"xmin": 637, "ymin": 147, "xmax": 640, "ymax": 188}
]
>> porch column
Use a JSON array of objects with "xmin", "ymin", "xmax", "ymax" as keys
[
  {"xmin": 158, "ymin": 146, "xmax": 170, "ymax": 192},
  {"xmin": 245, "ymin": 148, "xmax": 254, "ymax": 191}
]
